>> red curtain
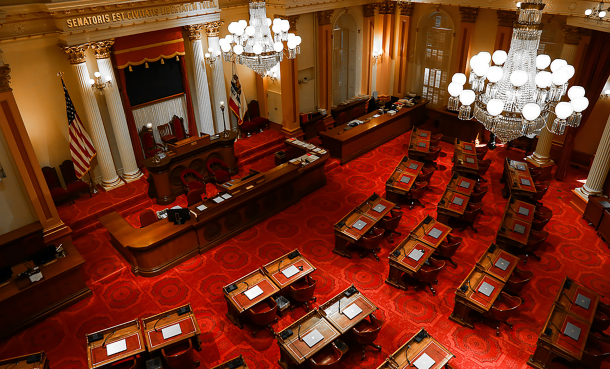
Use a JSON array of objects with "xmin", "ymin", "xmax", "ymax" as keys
[
  {"xmin": 555, "ymin": 31, "xmax": 610, "ymax": 180},
  {"xmin": 113, "ymin": 28, "xmax": 185, "ymax": 69}
]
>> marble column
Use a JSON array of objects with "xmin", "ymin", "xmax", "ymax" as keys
[
  {"xmin": 280, "ymin": 15, "xmax": 301, "ymax": 136},
  {"xmin": 376, "ymin": 1, "xmax": 396, "ymax": 96},
  {"xmin": 455, "ymin": 7, "xmax": 479, "ymax": 74},
  {"xmin": 317, "ymin": 10, "xmax": 334, "ymax": 111},
  {"xmin": 527, "ymin": 27, "xmax": 583, "ymax": 176},
  {"xmin": 362, "ymin": 4, "xmax": 377, "ymax": 96},
  {"xmin": 185, "ymin": 24, "xmax": 215, "ymax": 135},
  {"xmin": 62, "ymin": 45, "xmax": 122, "ymax": 190},
  {"xmin": 394, "ymin": 3, "xmax": 413, "ymax": 97},
  {"xmin": 575, "ymin": 115, "xmax": 610, "ymax": 199},
  {"xmin": 90, "ymin": 40, "xmax": 142, "ymax": 183},
  {"xmin": 204, "ymin": 21, "xmax": 228, "ymax": 134}
]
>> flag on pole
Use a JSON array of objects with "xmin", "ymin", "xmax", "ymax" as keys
[
  {"xmin": 61, "ymin": 77, "xmax": 96, "ymax": 179},
  {"xmin": 229, "ymin": 63, "xmax": 248, "ymax": 125}
]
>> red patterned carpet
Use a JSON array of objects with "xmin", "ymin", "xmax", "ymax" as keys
[{"xmin": 4, "ymin": 130, "xmax": 610, "ymax": 369}]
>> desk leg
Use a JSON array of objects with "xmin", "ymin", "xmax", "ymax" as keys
[
  {"xmin": 527, "ymin": 345, "xmax": 555, "ymax": 369},
  {"xmin": 278, "ymin": 347, "xmax": 298, "ymax": 369},
  {"xmin": 224, "ymin": 296, "xmax": 243, "ymax": 329},
  {"xmin": 502, "ymin": 184, "xmax": 510, "ymax": 199},
  {"xmin": 385, "ymin": 265, "xmax": 408, "ymax": 290},
  {"xmin": 449, "ymin": 301, "xmax": 474, "ymax": 329},
  {"xmin": 437, "ymin": 213, "xmax": 451, "ymax": 225},
  {"xmin": 385, "ymin": 190, "xmax": 400, "ymax": 204},
  {"xmin": 333, "ymin": 235, "xmax": 352, "ymax": 259}
]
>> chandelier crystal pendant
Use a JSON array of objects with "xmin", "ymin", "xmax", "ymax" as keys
[
  {"xmin": 219, "ymin": 0, "xmax": 301, "ymax": 77},
  {"xmin": 447, "ymin": 0, "xmax": 589, "ymax": 142}
]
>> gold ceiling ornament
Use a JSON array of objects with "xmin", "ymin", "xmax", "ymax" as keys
[
  {"xmin": 363, "ymin": 3, "xmax": 378, "ymax": 17},
  {"xmin": 203, "ymin": 20, "xmax": 224, "ymax": 37},
  {"xmin": 561, "ymin": 25, "xmax": 583, "ymax": 45},
  {"xmin": 317, "ymin": 10, "xmax": 334, "ymax": 26},
  {"xmin": 0, "ymin": 65, "xmax": 12, "ymax": 93},
  {"xmin": 90, "ymin": 39, "xmax": 115, "ymax": 59},
  {"xmin": 497, "ymin": 10, "xmax": 517, "ymax": 27},
  {"xmin": 378, "ymin": 1, "xmax": 396, "ymax": 15},
  {"xmin": 459, "ymin": 6, "xmax": 479, "ymax": 23},
  {"xmin": 61, "ymin": 44, "xmax": 90, "ymax": 64},
  {"xmin": 185, "ymin": 24, "xmax": 204, "ymax": 41},
  {"xmin": 399, "ymin": 2, "xmax": 414, "ymax": 16}
]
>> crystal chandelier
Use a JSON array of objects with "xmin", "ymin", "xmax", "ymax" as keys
[
  {"xmin": 219, "ymin": 0, "xmax": 301, "ymax": 77},
  {"xmin": 447, "ymin": 0, "xmax": 589, "ymax": 142}
]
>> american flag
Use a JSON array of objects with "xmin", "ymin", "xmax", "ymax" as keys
[{"xmin": 62, "ymin": 78, "xmax": 96, "ymax": 179}]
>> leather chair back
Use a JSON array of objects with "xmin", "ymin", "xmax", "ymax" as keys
[
  {"xmin": 59, "ymin": 160, "xmax": 79, "ymax": 185},
  {"xmin": 187, "ymin": 188, "xmax": 205, "ymax": 207},
  {"xmin": 157, "ymin": 123, "xmax": 176, "ymax": 143},
  {"xmin": 437, "ymin": 238, "xmax": 460, "ymax": 258},
  {"xmin": 504, "ymin": 268, "xmax": 534, "ymax": 295},
  {"xmin": 533, "ymin": 184, "xmax": 550, "ymax": 201},
  {"xmin": 42, "ymin": 166, "xmax": 62, "ymax": 190},
  {"xmin": 431, "ymin": 133, "xmax": 443, "ymax": 141},
  {"xmin": 425, "ymin": 146, "xmax": 442, "ymax": 161},
  {"xmin": 289, "ymin": 277, "xmax": 317, "ymax": 303},
  {"xmin": 467, "ymin": 202, "xmax": 483, "ymax": 212},
  {"xmin": 415, "ymin": 257, "xmax": 444, "ymax": 283},
  {"xmin": 180, "ymin": 169, "xmax": 205, "ymax": 192},
  {"xmin": 380, "ymin": 211, "xmax": 402, "ymax": 232},
  {"xmin": 410, "ymin": 181, "xmax": 428, "ymax": 200},
  {"xmin": 359, "ymin": 227, "xmax": 384, "ymax": 251},
  {"xmin": 461, "ymin": 208, "xmax": 480, "ymax": 223},
  {"xmin": 352, "ymin": 314, "xmax": 383, "ymax": 345},
  {"xmin": 593, "ymin": 302, "xmax": 610, "ymax": 332},
  {"xmin": 140, "ymin": 209, "xmax": 158, "ymax": 228},
  {"xmin": 309, "ymin": 342, "xmax": 344, "ymax": 369},
  {"xmin": 338, "ymin": 112, "xmax": 348, "ymax": 126},
  {"xmin": 582, "ymin": 334, "xmax": 610, "ymax": 368},
  {"xmin": 206, "ymin": 158, "xmax": 231, "ymax": 184},
  {"xmin": 417, "ymin": 170, "xmax": 434, "ymax": 183},
  {"xmin": 171, "ymin": 115, "xmax": 188, "ymax": 141},
  {"xmin": 477, "ymin": 159, "xmax": 492, "ymax": 176},
  {"xmin": 161, "ymin": 339, "xmax": 197, "ymax": 369},
  {"xmin": 535, "ymin": 206, "xmax": 553, "ymax": 220},
  {"xmin": 470, "ymin": 186, "xmax": 488, "ymax": 203},
  {"xmin": 476, "ymin": 145, "xmax": 489, "ymax": 160},
  {"xmin": 489, "ymin": 292, "xmax": 522, "ymax": 322},
  {"xmin": 529, "ymin": 168, "xmax": 543, "ymax": 182},
  {"xmin": 247, "ymin": 297, "xmax": 278, "ymax": 327},
  {"xmin": 532, "ymin": 216, "xmax": 550, "ymax": 231}
]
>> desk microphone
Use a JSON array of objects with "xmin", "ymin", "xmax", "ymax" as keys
[
  {"xmin": 101, "ymin": 330, "xmax": 116, "ymax": 347},
  {"xmin": 278, "ymin": 259, "xmax": 284, "ymax": 273},
  {"xmin": 338, "ymin": 299, "xmax": 341, "ymax": 314},
  {"xmin": 153, "ymin": 314, "xmax": 171, "ymax": 332},
  {"xmin": 405, "ymin": 344, "xmax": 412, "ymax": 366},
  {"xmin": 241, "ymin": 281, "xmax": 250, "ymax": 293},
  {"xmin": 561, "ymin": 292, "xmax": 574, "ymax": 304},
  {"xmin": 297, "ymin": 324, "xmax": 302, "ymax": 341}
]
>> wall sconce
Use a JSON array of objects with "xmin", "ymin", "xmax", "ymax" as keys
[
  {"xmin": 265, "ymin": 64, "xmax": 279, "ymax": 83},
  {"xmin": 600, "ymin": 89, "xmax": 610, "ymax": 100},
  {"xmin": 89, "ymin": 71, "xmax": 111, "ymax": 94},
  {"xmin": 372, "ymin": 48, "xmax": 382, "ymax": 65},
  {"xmin": 205, "ymin": 47, "xmax": 221, "ymax": 67}
]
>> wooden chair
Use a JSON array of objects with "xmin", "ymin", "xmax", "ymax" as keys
[
  {"xmin": 206, "ymin": 158, "xmax": 231, "ymax": 184},
  {"xmin": 247, "ymin": 297, "xmax": 278, "ymax": 337},
  {"xmin": 353, "ymin": 103, "xmax": 366, "ymax": 119},
  {"xmin": 180, "ymin": 169, "xmax": 205, "ymax": 193},
  {"xmin": 582, "ymin": 333, "xmax": 610, "ymax": 368},
  {"xmin": 248, "ymin": 100, "xmax": 270, "ymax": 130},
  {"xmin": 288, "ymin": 275, "xmax": 317, "ymax": 312},
  {"xmin": 42, "ymin": 166, "xmax": 71, "ymax": 205},
  {"xmin": 187, "ymin": 188, "xmax": 206, "ymax": 207},
  {"xmin": 533, "ymin": 183, "xmax": 550, "ymax": 205},
  {"xmin": 407, "ymin": 181, "xmax": 428, "ymax": 210},
  {"xmin": 139, "ymin": 125, "xmax": 164, "ymax": 158},
  {"xmin": 357, "ymin": 227, "xmax": 385, "ymax": 261},
  {"xmin": 157, "ymin": 123, "xmax": 177, "ymax": 144},
  {"xmin": 378, "ymin": 206, "xmax": 402, "ymax": 244},
  {"xmin": 504, "ymin": 268, "xmax": 534, "ymax": 296},
  {"xmin": 522, "ymin": 229, "xmax": 549, "ymax": 263},
  {"xmin": 351, "ymin": 314, "xmax": 383, "ymax": 361},
  {"xmin": 170, "ymin": 115, "xmax": 190, "ymax": 141},
  {"xmin": 593, "ymin": 302, "xmax": 610, "ymax": 334},
  {"xmin": 337, "ymin": 112, "xmax": 348, "ymax": 126},
  {"xmin": 469, "ymin": 185, "xmax": 489, "ymax": 204},
  {"xmin": 413, "ymin": 257, "xmax": 445, "ymax": 296},
  {"xmin": 161, "ymin": 339, "xmax": 199, "ymax": 369},
  {"xmin": 436, "ymin": 234, "xmax": 463, "ymax": 267},
  {"xmin": 59, "ymin": 160, "xmax": 91, "ymax": 199},
  {"xmin": 476, "ymin": 145, "xmax": 489, "ymax": 160},
  {"xmin": 308, "ymin": 118, "xmax": 327, "ymax": 146},
  {"xmin": 535, "ymin": 205, "xmax": 553, "ymax": 221},
  {"xmin": 532, "ymin": 215, "xmax": 551, "ymax": 232},
  {"xmin": 417, "ymin": 168, "xmax": 434, "ymax": 184},
  {"xmin": 424, "ymin": 146, "xmax": 442, "ymax": 165},
  {"xmin": 239, "ymin": 120, "xmax": 261, "ymax": 138},
  {"xmin": 140, "ymin": 209, "xmax": 158, "ymax": 228},
  {"xmin": 485, "ymin": 292, "xmax": 522, "ymax": 336},
  {"xmin": 431, "ymin": 133, "xmax": 443, "ymax": 142},
  {"xmin": 458, "ymin": 205, "xmax": 482, "ymax": 233},
  {"xmin": 477, "ymin": 159, "xmax": 492, "ymax": 182},
  {"xmin": 529, "ymin": 167, "xmax": 543, "ymax": 182},
  {"xmin": 309, "ymin": 340, "xmax": 348, "ymax": 369}
]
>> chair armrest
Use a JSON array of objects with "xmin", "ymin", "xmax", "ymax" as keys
[{"xmin": 332, "ymin": 339, "xmax": 349, "ymax": 355}]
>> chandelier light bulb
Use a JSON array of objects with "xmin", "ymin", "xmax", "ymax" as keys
[
  {"xmin": 473, "ymin": 62, "xmax": 489, "ymax": 77},
  {"xmin": 287, "ymin": 40, "xmax": 297, "ymax": 50},
  {"xmin": 469, "ymin": 55, "xmax": 480, "ymax": 70},
  {"xmin": 459, "ymin": 90, "xmax": 476, "ymax": 105},
  {"xmin": 600, "ymin": 10, "xmax": 607, "ymax": 17},
  {"xmin": 516, "ymin": 2, "xmax": 521, "ymax": 7},
  {"xmin": 448, "ymin": 82, "xmax": 464, "ymax": 97},
  {"xmin": 228, "ymin": 22, "xmax": 237, "ymax": 34},
  {"xmin": 295, "ymin": 36, "xmax": 302, "ymax": 45},
  {"xmin": 225, "ymin": 35, "xmax": 233, "ymax": 44},
  {"xmin": 235, "ymin": 27, "xmax": 244, "ymax": 36},
  {"xmin": 452, "ymin": 73, "xmax": 467, "ymax": 86},
  {"xmin": 568, "ymin": 86, "xmax": 585, "ymax": 100},
  {"xmin": 550, "ymin": 59, "xmax": 567, "ymax": 73},
  {"xmin": 478, "ymin": 52, "xmax": 492, "ymax": 64},
  {"xmin": 273, "ymin": 42, "xmax": 283, "ymax": 52},
  {"xmin": 287, "ymin": 33, "xmax": 296, "ymax": 42},
  {"xmin": 552, "ymin": 70, "xmax": 569, "ymax": 86},
  {"xmin": 536, "ymin": 54, "xmax": 551, "ymax": 70},
  {"xmin": 94, "ymin": 71, "xmax": 101, "ymax": 78},
  {"xmin": 245, "ymin": 26, "xmax": 256, "ymax": 36},
  {"xmin": 522, "ymin": 103, "xmax": 541, "ymax": 121},
  {"xmin": 510, "ymin": 70, "xmax": 528, "ymax": 87},
  {"xmin": 492, "ymin": 50, "xmax": 508, "ymax": 65},
  {"xmin": 238, "ymin": 19, "xmax": 247, "ymax": 29},
  {"xmin": 105, "ymin": 76, "xmax": 111, "ymax": 82},
  {"xmin": 272, "ymin": 24, "xmax": 281, "ymax": 33},
  {"xmin": 487, "ymin": 66, "xmax": 504, "ymax": 83},
  {"xmin": 281, "ymin": 19, "xmax": 290, "ymax": 32},
  {"xmin": 266, "ymin": 18, "xmax": 272, "ymax": 26},
  {"xmin": 273, "ymin": 18, "xmax": 281, "ymax": 26},
  {"xmin": 572, "ymin": 97, "xmax": 589, "ymax": 113},
  {"xmin": 555, "ymin": 102, "xmax": 574, "ymax": 119},
  {"xmin": 487, "ymin": 99, "xmax": 505, "ymax": 116},
  {"xmin": 560, "ymin": 65, "xmax": 575, "ymax": 79},
  {"xmin": 205, "ymin": 52, "xmax": 210, "ymax": 58},
  {"xmin": 208, "ymin": 47, "xmax": 213, "ymax": 53},
  {"xmin": 585, "ymin": 8, "xmax": 593, "ymax": 15},
  {"xmin": 253, "ymin": 43, "xmax": 263, "ymax": 55},
  {"xmin": 221, "ymin": 43, "xmax": 231, "ymax": 52},
  {"xmin": 233, "ymin": 45, "xmax": 244, "ymax": 55},
  {"xmin": 89, "ymin": 78, "xmax": 95, "ymax": 85}
]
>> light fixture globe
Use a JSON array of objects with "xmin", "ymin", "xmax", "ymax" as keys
[
  {"xmin": 536, "ymin": 54, "xmax": 551, "ymax": 70},
  {"xmin": 550, "ymin": 59, "xmax": 567, "ymax": 73},
  {"xmin": 552, "ymin": 70, "xmax": 570, "ymax": 86},
  {"xmin": 510, "ymin": 70, "xmax": 528, "ymax": 87},
  {"xmin": 535, "ymin": 71, "xmax": 552, "ymax": 89},
  {"xmin": 478, "ymin": 52, "xmax": 492, "ymax": 64},
  {"xmin": 572, "ymin": 97, "xmax": 589, "ymax": 113},
  {"xmin": 487, "ymin": 99, "xmax": 504, "ymax": 116},
  {"xmin": 473, "ymin": 63, "xmax": 490, "ymax": 77},
  {"xmin": 448, "ymin": 82, "xmax": 464, "ymax": 97},
  {"xmin": 452, "ymin": 73, "xmax": 467, "ymax": 86},
  {"xmin": 522, "ymin": 103, "xmax": 541, "ymax": 121},
  {"xmin": 568, "ymin": 86, "xmax": 586, "ymax": 100},
  {"xmin": 459, "ymin": 90, "xmax": 476, "ymax": 105},
  {"xmin": 555, "ymin": 102, "xmax": 573, "ymax": 119},
  {"xmin": 487, "ymin": 66, "xmax": 504, "ymax": 83},
  {"xmin": 492, "ymin": 50, "xmax": 508, "ymax": 65}
]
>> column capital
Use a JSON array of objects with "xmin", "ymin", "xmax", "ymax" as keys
[
  {"xmin": 459, "ymin": 7, "xmax": 479, "ymax": 23},
  {"xmin": 317, "ymin": 10, "xmax": 334, "ymax": 26},
  {"xmin": 497, "ymin": 10, "xmax": 517, "ymax": 27},
  {"xmin": 61, "ymin": 44, "xmax": 89, "ymax": 64},
  {"xmin": 274, "ymin": 14, "xmax": 300, "ymax": 32},
  {"xmin": 185, "ymin": 24, "xmax": 204, "ymax": 41},
  {"xmin": 363, "ymin": 3, "xmax": 377, "ymax": 17},
  {"xmin": 0, "ymin": 64, "xmax": 11, "ymax": 93},
  {"xmin": 378, "ymin": 1, "xmax": 396, "ymax": 15},
  {"xmin": 90, "ymin": 39, "xmax": 115, "ymax": 60},
  {"xmin": 562, "ymin": 25, "xmax": 583, "ymax": 45},
  {"xmin": 203, "ymin": 21, "xmax": 224, "ymax": 37},
  {"xmin": 399, "ymin": 2, "xmax": 414, "ymax": 16}
]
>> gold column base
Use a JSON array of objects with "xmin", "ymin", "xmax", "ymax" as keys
[
  {"xmin": 122, "ymin": 169, "xmax": 144, "ymax": 183},
  {"xmin": 281, "ymin": 126, "xmax": 304, "ymax": 139},
  {"xmin": 101, "ymin": 176, "xmax": 125, "ymax": 191},
  {"xmin": 526, "ymin": 155, "xmax": 556, "ymax": 181}
]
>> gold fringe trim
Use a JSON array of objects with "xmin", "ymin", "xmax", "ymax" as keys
[
  {"xmin": 113, "ymin": 39, "xmax": 185, "ymax": 55},
  {"xmin": 117, "ymin": 51, "xmax": 186, "ymax": 69}
]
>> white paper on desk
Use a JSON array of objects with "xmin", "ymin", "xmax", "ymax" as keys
[
  {"xmin": 342, "ymin": 304, "xmax": 363, "ymax": 320},
  {"xmin": 213, "ymin": 197, "xmax": 224, "ymax": 203},
  {"xmin": 106, "ymin": 339, "xmax": 127, "ymax": 356},
  {"xmin": 373, "ymin": 114, "xmax": 380, "ymax": 118},
  {"xmin": 282, "ymin": 265, "xmax": 300, "ymax": 278},
  {"xmin": 197, "ymin": 205, "xmax": 207, "ymax": 211},
  {"xmin": 413, "ymin": 353, "xmax": 436, "ymax": 369},
  {"xmin": 222, "ymin": 193, "xmax": 232, "ymax": 200},
  {"xmin": 244, "ymin": 285, "xmax": 263, "ymax": 300},
  {"xmin": 171, "ymin": 205, "xmax": 182, "ymax": 210},
  {"xmin": 162, "ymin": 323, "xmax": 182, "ymax": 340}
]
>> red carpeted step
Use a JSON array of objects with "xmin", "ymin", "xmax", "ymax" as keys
[{"xmin": 235, "ymin": 129, "xmax": 285, "ymax": 163}]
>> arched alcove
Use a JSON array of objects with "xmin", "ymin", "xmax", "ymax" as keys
[{"xmin": 332, "ymin": 12, "xmax": 358, "ymax": 106}]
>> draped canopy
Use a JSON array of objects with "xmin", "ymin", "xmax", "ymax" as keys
[{"xmin": 113, "ymin": 28, "xmax": 185, "ymax": 69}]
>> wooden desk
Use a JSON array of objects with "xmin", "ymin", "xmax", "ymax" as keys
[
  {"xmin": 144, "ymin": 132, "xmax": 238, "ymax": 205},
  {"xmin": 330, "ymin": 97, "xmax": 370, "ymax": 126},
  {"xmin": 142, "ymin": 304, "xmax": 201, "ymax": 352},
  {"xmin": 503, "ymin": 158, "xmax": 536, "ymax": 199},
  {"xmin": 385, "ymin": 156, "xmax": 424, "ymax": 203},
  {"xmin": 376, "ymin": 329, "xmax": 454, "ymax": 369},
  {"xmin": 333, "ymin": 194, "xmax": 395, "ymax": 258},
  {"xmin": 223, "ymin": 269, "xmax": 280, "ymax": 328},
  {"xmin": 425, "ymin": 106, "xmax": 485, "ymax": 144},
  {"xmin": 408, "ymin": 127, "xmax": 432, "ymax": 160},
  {"xmin": 86, "ymin": 320, "xmax": 145, "ymax": 369},
  {"xmin": 446, "ymin": 173, "xmax": 477, "ymax": 197},
  {"xmin": 276, "ymin": 309, "xmax": 341, "ymax": 368},
  {"xmin": 283, "ymin": 138, "xmax": 327, "ymax": 161},
  {"xmin": 453, "ymin": 148, "xmax": 479, "ymax": 176},
  {"xmin": 320, "ymin": 101, "xmax": 428, "ymax": 164},
  {"xmin": 0, "ymin": 352, "xmax": 49, "ymax": 369},
  {"xmin": 410, "ymin": 216, "xmax": 451, "ymax": 248},
  {"xmin": 583, "ymin": 195, "xmax": 610, "ymax": 230},
  {"xmin": 496, "ymin": 197, "xmax": 536, "ymax": 248},
  {"xmin": 215, "ymin": 170, "xmax": 266, "ymax": 196},
  {"xmin": 437, "ymin": 189, "xmax": 469, "ymax": 224},
  {"xmin": 554, "ymin": 277, "xmax": 600, "ymax": 325},
  {"xmin": 386, "ymin": 237, "xmax": 436, "ymax": 290},
  {"xmin": 454, "ymin": 138, "xmax": 476, "ymax": 155},
  {"xmin": 475, "ymin": 245, "xmax": 519, "ymax": 283},
  {"xmin": 319, "ymin": 285, "xmax": 378, "ymax": 334},
  {"xmin": 211, "ymin": 356, "xmax": 249, "ymax": 369},
  {"xmin": 262, "ymin": 250, "xmax": 316, "ymax": 290}
]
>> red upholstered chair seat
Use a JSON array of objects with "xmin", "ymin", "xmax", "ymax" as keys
[
  {"xmin": 252, "ymin": 116, "xmax": 270, "ymax": 128},
  {"xmin": 161, "ymin": 339, "xmax": 198, "ymax": 369},
  {"xmin": 140, "ymin": 209, "xmax": 158, "ymax": 228},
  {"xmin": 206, "ymin": 158, "xmax": 231, "ymax": 184},
  {"xmin": 187, "ymin": 188, "xmax": 206, "ymax": 207},
  {"xmin": 289, "ymin": 276, "xmax": 317, "ymax": 311},
  {"xmin": 247, "ymin": 297, "xmax": 278, "ymax": 336},
  {"xmin": 213, "ymin": 169, "xmax": 230, "ymax": 183},
  {"xmin": 180, "ymin": 169, "xmax": 205, "ymax": 193},
  {"xmin": 593, "ymin": 302, "xmax": 610, "ymax": 333},
  {"xmin": 66, "ymin": 181, "xmax": 90, "ymax": 194},
  {"xmin": 504, "ymin": 268, "xmax": 534, "ymax": 295},
  {"xmin": 50, "ymin": 187, "xmax": 69, "ymax": 199},
  {"xmin": 240, "ymin": 121, "xmax": 260, "ymax": 138},
  {"xmin": 43, "ymin": 166, "xmax": 71, "ymax": 205},
  {"xmin": 309, "ymin": 342, "xmax": 344, "ymax": 368}
]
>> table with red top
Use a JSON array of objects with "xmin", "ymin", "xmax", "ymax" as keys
[
  {"xmin": 86, "ymin": 320, "xmax": 146, "ymax": 369},
  {"xmin": 453, "ymin": 139, "xmax": 479, "ymax": 176},
  {"xmin": 410, "ymin": 216, "xmax": 452, "ymax": 248},
  {"xmin": 385, "ymin": 156, "xmax": 424, "ymax": 203},
  {"xmin": 0, "ymin": 352, "xmax": 49, "ymax": 369},
  {"xmin": 223, "ymin": 269, "xmax": 280, "ymax": 328},
  {"xmin": 262, "ymin": 250, "xmax": 316, "ymax": 290},
  {"xmin": 408, "ymin": 127, "xmax": 432, "ymax": 160},
  {"xmin": 375, "ymin": 328, "xmax": 455, "ymax": 369},
  {"xmin": 496, "ymin": 197, "xmax": 536, "ymax": 248},
  {"xmin": 386, "ymin": 237, "xmax": 438, "ymax": 290},
  {"xmin": 502, "ymin": 158, "xmax": 537, "ymax": 199},
  {"xmin": 142, "ymin": 304, "xmax": 201, "ymax": 354},
  {"xmin": 333, "ymin": 193, "xmax": 395, "ymax": 258}
]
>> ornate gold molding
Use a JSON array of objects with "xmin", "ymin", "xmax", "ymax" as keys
[
  {"xmin": 459, "ymin": 7, "xmax": 479, "ymax": 23},
  {"xmin": 286, "ymin": 15, "xmax": 300, "ymax": 32},
  {"xmin": 399, "ymin": 2, "xmax": 414, "ymax": 16},
  {"xmin": 562, "ymin": 25, "xmax": 582, "ymax": 45},
  {"xmin": 60, "ymin": 44, "xmax": 89, "ymax": 65},
  {"xmin": 0, "ymin": 65, "xmax": 11, "ymax": 93},
  {"xmin": 90, "ymin": 39, "xmax": 115, "ymax": 59},
  {"xmin": 497, "ymin": 10, "xmax": 517, "ymax": 27},
  {"xmin": 203, "ymin": 21, "xmax": 224, "ymax": 37},
  {"xmin": 363, "ymin": 3, "xmax": 377, "ymax": 17},
  {"xmin": 378, "ymin": 1, "xmax": 396, "ymax": 15},
  {"xmin": 185, "ymin": 24, "xmax": 204, "ymax": 41},
  {"xmin": 317, "ymin": 10, "xmax": 334, "ymax": 26}
]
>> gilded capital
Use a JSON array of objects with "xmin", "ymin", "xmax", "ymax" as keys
[
  {"xmin": 90, "ymin": 39, "xmax": 115, "ymax": 59},
  {"xmin": 399, "ymin": 2, "xmax": 414, "ymax": 16},
  {"xmin": 363, "ymin": 3, "xmax": 377, "ymax": 17},
  {"xmin": 185, "ymin": 24, "xmax": 204, "ymax": 41},
  {"xmin": 317, "ymin": 10, "xmax": 334, "ymax": 26},
  {"xmin": 0, "ymin": 65, "xmax": 11, "ymax": 93},
  {"xmin": 286, "ymin": 15, "xmax": 300, "ymax": 32},
  {"xmin": 497, "ymin": 10, "xmax": 517, "ymax": 27},
  {"xmin": 459, "ymin": 7, "xmax": 479, "ymax": 23},
  {"xmin": 562, "ymin": 25, "xmax": 582, "ymax": 45},
  {"xmin": 203, "ymin": 21, "xmax": 224, "ymax": 37},
  {"xmin": 378, "ymin": 1, "xmax": 396, "ymax": 15},
  {"xmin": 61, "ymin": 44, "xmax": 89, "ymax": 65}
]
